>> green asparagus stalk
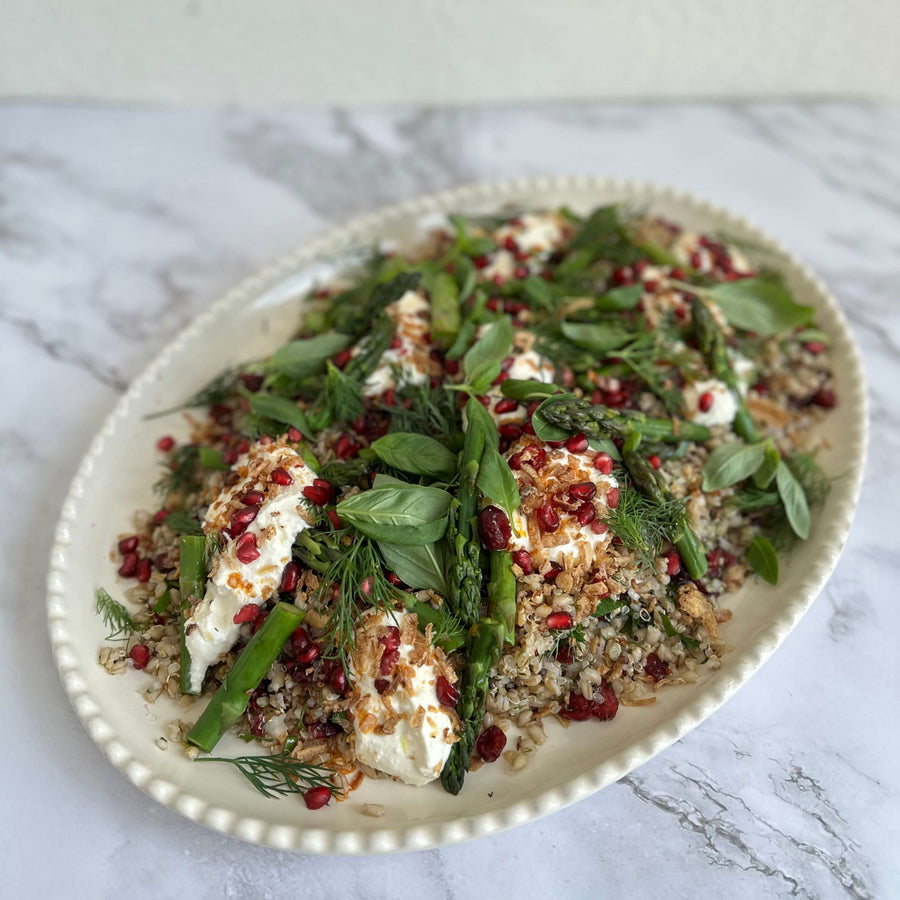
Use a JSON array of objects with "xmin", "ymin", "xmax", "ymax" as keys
[
  {"xmin": 428, "ymin": 271, "xmax": 462, "ymax": 348},
  {"xmin": 178, "ymin": 535, "xmax": 208, "ymax": 695},
  {"xmin": 186, "ymin": 602, "xmax": 305, "ymax": 753},
  {"xmin": 488, "ymin": 550, "xmax": 517, "ymax": 646},
  {"xmin": 622, "ymin": 449, "xmax": 708, "ymax": 580},
  {"xmin": 539, "ymin": 396, "xmax": 712, "ymax": 444},
  {"xmin": 691, "ymin": 297, "xmax": 760, "ymax": 443}
]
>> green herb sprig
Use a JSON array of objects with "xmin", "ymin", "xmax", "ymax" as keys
[{"xmin": 194, "ymin": 752, "xmax": 335, "ymax": 799}]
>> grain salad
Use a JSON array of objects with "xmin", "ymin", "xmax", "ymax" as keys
[{"xmin": 96, "ymin": 205, "xmax": 836, "ymax": 807}]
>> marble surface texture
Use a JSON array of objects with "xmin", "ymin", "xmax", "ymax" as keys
[{"xmin": 1, "ymin": 102, "xmax": 898, "ymax": 899}]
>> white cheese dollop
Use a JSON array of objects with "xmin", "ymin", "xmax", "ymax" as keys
[
  {"xmin": 495, "ymin": 212, "xmax": 568, "ymax": 255},
  {"xmin": 184, "ymin": 442, "xmax": 316, "ymax": 693},
  {"xmin": 350, "ymin": 609, "xmax": 456, "ymax": 787},
  {"xmin": 682, "ymin": 378, "xmax": 739, "ymax": 427}
]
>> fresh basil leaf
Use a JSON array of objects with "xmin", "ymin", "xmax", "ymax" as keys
[
  {"xmin": 453, "ymin": 255, "xmax": 477, "ymax": 303},
  {"xmin": 370, "ymin": 433, "xmax": 458, "ymax": 480},
  {"xmin": 792, "ymin": 328, "xmax": 831, "ymax": 345},
  {"xmin": 427, "ymin": 271, "xmax": 461, "ymax": 349},
  {"xmin": 747, "ymin": 535, "xmax": 779, "ymax": 585},
  {"xmin": 595, "ymin": 284, "xmax": 643, "ymax": 311},
  {"xmin": 522, "ymin": 276, "xmax": 556, "ymax": 309},
  {"xmin": 464, "ymin": 396, "xmax": 500, "ymax": 452},
  {"xmin": 337, "ymin": 485, "xmax": 452, "ymax": 545},
  {"xmin": 567, "ymin": 205, "xmax": 621, "ymax": 251},
  {"xmin": 704, "ymin": 279, "xmax": 814, "ymax": 336},
  {"xmin": 378, "ymin": 540, "xmax": 451, "ymax": 596},
  {"xmin": 531, "ymin": 395, "xmax": 578, "ymax": 442},
  {"xmin": 500, "ymin": 379, "xmax": 560, "ymax": 402},
  {"xmin": 702, "ymin": 442, "xmax": 768, "ymax": 491},
  {"xmin": 775, "ymin": 459, "xmax": 810, "ymax": 540},
  {"xmin": 466, "ymin": 360, "xmax": 502, "ymax": 395},
  {"xmin": 560, "ymin": 321, "xmax": 635, "ymax": 353},
  {"xmin": 445, "ymin": 317, "xmax": 476, "ymax": 361},
  {"xmin": 752, "ymin": 439, "xmax": 780, "ymax": 489},
  {"xmin": 263, "ymin": 333, "xmax": 352, "ymax": 383},
  {"xmin": 448, "ymin": 214, "xmax": 496, "ymax": 257},
  {"xmin": 593, "ymin": 597, "xmax": 626, "ymax": 618},
  {"xmin": 198, "ymin": 447, "xmax": 229, "ymax": 470},
  {"xmin": 476, "ymin": 446, "xmax": 521, "ymax": 520},
  {"xmin": 248, "ymin": 395, "xmax": 312, "ymax": 438},
  {"xmin": 588, "ymin": 437, "xmax": 622, "ymax": 461},
  {"xmin": 151, "ymin": 589, "xmax": 172, "ymax": 615},
  {"xmin": 463, "ymin": 317, "xmax": 513, "ymax": 386}
]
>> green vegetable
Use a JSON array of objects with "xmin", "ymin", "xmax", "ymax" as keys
[
  {"xmin": 747, "ymin": 535, "xmax": 779, "ymax": 585},
  {"xmin": 594, "ymin": 284, "xmax": 644, "ymax": 311},
  {"xmin": 500, "ymin": 378, "xmax": 560, "ymax": 402},
  {"xmin": 370, "ymin": 433, "xmax": 458, "ymax": 480},
  {"xmin": 263, "ymin": 333, "xmax": 352, "ymax": 386},
  {"xmin": 753, "ymin": 439, "xmax": 780, "ymax": 490},
  {"xmin": 689, "ymin": 278, "xmax": 815, "ymax": 337},
  {"xmin": 198, "ymin": 446, "xmax": 230, "ymax": 471},
  {"xmin": 186, "ymin": 602, "xmax": 306, "ymax": 753},
  {"xmin": 377, "ymin": 540, "xmax": 451, "ymax": 597},
  {"xmin": 178, "ymin": 534, "xmax": 208, "ymax": 695},
  {"xmin": 162, "ymin": 510, "xmax": 203, "ymax": 536},
  {"xmin": 593, "ymin": 596, "xmax": 626, "ymax": 618},
  {"xmin": 428, "ymin": 271, "xmax": 462, "ymax": 348},
  {"xmin": 560, "ymin": 320, "xmax": 635, "ymax": 353},
  {"xmin": 462, "ymin": 316, "xmax": 514, "ymax": 394},
  {"xmin": 194, "ymin": 752, "xmax": 334, "ymax": 799},
  {"xmin": 95, "ymin": 587, "xmax": 137, "ymax": 640},
  {"xmin": 476, "ymin": 445, "xmax": 521, "ymax": 524},
  {"xmin": 247, "ymin": 395, "xmax": 312, "ymax": 439},
  {"xmin": 660, "ymin": 612, "xmax": 700, "ymax": 649},
  {"xmin": 336, "ymin": 484, "xmax": 453, "ymax": 545},
  {"xmin": 489, "ymin": 551, "xmax": 517, "ymax": 645},
  {"xmin": 775, "ymin": 459, "xmax": 811, "ymax": 540},
  {"xmin": 702, "ymin": 442, "xmax": 768, "ymax": 492}
]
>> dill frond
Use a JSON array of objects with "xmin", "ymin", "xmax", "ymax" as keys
[
  {"xmin": 194, "ymin": 752, "xmax": 334, "ymax": 799},
  {"xmin": 95, "ymin": 587, "xmax": 137, "ymax": 641}
]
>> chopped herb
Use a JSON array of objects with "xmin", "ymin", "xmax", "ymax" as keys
[
  {"xmin": 95, "ymin": 587, "xmax": 137, "ymax": 640},
  {"xmin": 194, "ymin": 752, "xmax": 335, "ymax": 799}
]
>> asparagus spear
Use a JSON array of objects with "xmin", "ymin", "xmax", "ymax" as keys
[
  {"xmin": 178, "ymin": 535, "xmax": 208, "ymax": 695},
  {"xmin": 539, "ymin": 396, "xmax": 712, "ymax": 444},
  {"xmin": 428, "ymin": 271, "xmax": 462, "ymax": 348},
  {"xmin": 622, "ymin": 449, "xmax": 708, "ymax": 580},
  {"xmin": 691, "ymin": 297, "xmax": 760, "ymax": 443},
  {"xmin": 186, "ymin": 602, "xmax": 305, "ymax": 753},
  {"xmin": 488, "ymin": 550, "xmax": 517, "ymax": 646}
]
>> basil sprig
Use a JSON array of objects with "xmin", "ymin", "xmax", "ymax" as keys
[
  {"xmin": 369, "ymin": 433, "xmax": 458, "ymax": 480},
  {"xmin": 337, "ymin": 483, "xmax": 452, "ymax": 545},
  {"xmin": 377, "ymin": 540, "xmax": 451, "ymax": 596},
  {"xmin": 775, "ymin": 459, "xmax": 810, "ymax": 540},
  {"xmin": 476, "ymin": 446, "xmax": 521, "ymax": 523},
  {"xmin": 747, "ymin": 535, "xmax": 779, "ymax": 585},
  {"xmin": 560, "ymin": 321, "xmax": 636, "ymax": 354},
  {"xmin": 460, "ymin": 317, "xmax": 514, "ymax": 394},
  {"xmin": 702, "ymin": 442, "xmax": 769, "ymax": 492},
  {"xmin": 263, "ymin": 333, "xmax": 352, "ymax": 387},
  {"xmin": 247, "ymin": 394, "xmax": 313, "ymax": 439}
]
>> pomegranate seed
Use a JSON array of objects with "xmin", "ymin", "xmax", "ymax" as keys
[
  {"xmin": 436, "ymin": 676, "xmax": 460, "ymax": 707},
  {"xmin": 593, "ymin": 452, "xmax": 614, "ymax": 475},
  {"xmin": 239, "ymin": 373, "xmax": 264, "ymax": 392},
  {"xmin": 503, "ymin": 236, "xmax": 519, "ymax": 253},
  {"xmin": 118, "ymin": 535, "xmax": 139, "ymax": 554},
  {"xmin": 236, "ymin": 532, "xmax": 261, "ymax": 564},
  {"xmin": 118, "ymin": 553, "xmax": 139, "ymax": 578},
  {"xmin": 306, "ymin": 720, "xmax": 341, "ymax": 739},
  {"xmin": 606, "ymin": 487, "xmax": 620, "ymax": 509},
  {"xmin": 491, "ymin": 274, "xmax": 506, "ymax": 287},
  {"xmin": 562, "ymin": 693, "xmax": 592, "ymax": 721},
  {"xmin": 380, "ymin": 647, "xmax": 400, "ymax": 675},
  {"xmin": 644, "ymin": 652, "xmax": 669, "ymax": 682},
  {"xmin": 258, "ymin": 436, "xmax": 273, "ymax": 446},
  {"xmin": 665, "ymin": 550, "xmax": 682, "ymax": 576},
  {"xmin": 643, "ymin": 279, "xmax": 658, "ymax": 292},
  {"xmin": 812, "ymin": 388, "xmax": 836, "ymax": 408},
  {"xmin": 494, "ymin": 398, "xmax": 519, "ymax": 415},
  {"xmin": 546, "ymin": 611, "xmax": 573, "ymax": 630},
  {"xmin": 537, "ymin": 503, "xmax": 559, "ymax": 533},
  {"xmin": 329, "ymin": 666, "xmax": 349, "ymax": 695},
  {"xmin": 291, "ymin": 626, "xmax": 311, "ymax": 655},
  {"xmin": 556, "ymin": 644, "xmax": 574, "ymax": 665},
  {"xmin": 698, "ymin": 392, "xmax": 714, "ymax": 413},
  {"xmin": 229, "ymin": 506, "xmax": 258, "ymax": 537},
  {"xmin": 707, "ymin": 547, "xmax": 738, "ymax": 575},
  {"xmin": 564, "ymin": 432, "xmax": 589, "ymax": 453},
  {"xmin": 210, "ymin": 404, "xmax": 232, "ymax": 426},
  {"xmin": 498, "ymin": 423, "xmax": 522, "ymax": 441},
  {"xmin": 605, "ymin": 390, "xmax": 629, "ymax": 408},
  {"xmin": 154, "ymin": 553, "xmax": 174, "ymax": 573},
  {"xmin": 156, "ymin": 435, "xmax": 175, "ymax": 452},
  {"xmin": 304, "ymin": 786, "xmax": 332, "ymax": 810},
  {"xmin": 222, "ymin": 449, "xmax": 239, "ymax": 465},
  {"xmin": 295, "ymin": 643, "xmax": 320, "ymax": 665},
  {"xmin": 690, "ymin": 250, "xmax": 703, "ymax": 269},
  {"xmin": 270, "ymin": 466, "xmax": 294, "ymax": 486},
  {"xmin": 444, "ymin": 358, "xmax": 459, "ymax": 375},
  {"xmin": 379, "ymin": 626, "xmax": 401, "ymax": 652},
  {"xmin": 522, "ymin": 421, "xmax": 536, "ymax": 436},
  {"xmin": 241, "ymin": 490, "xmax": 265, "ymax": 506},
  {"xmin": 648, "ymin": 455, "xmax": 661, "ymax": 470},
  {"xmin": 569, "ymin": 481, "xmax": 597, "ymax": 502},
  {"xmin": 475, "ymin": 725, "xmax": 507, "ymax": 762},
  {"xmin": 473, "ymin": 255, "xmax": 490, "ymax": 269},
  {"xmin": 670, "ymin": 268, "xmax": 686, "ymax": 280},
  {"xmin": 136, "ymin": 558, "xmax": 152, "ymax": 583},
  {"xmin": 233, "ymin": 603, "xmax": 259, "ymax": 624},
  {"xmin": 130, "ymin": 644, "xmax": 150, "ymax": 669},
  {"xmin": 479, "ymin": 505, "xmax": 512, "ymax": 550},
  {"xmin": 153, "ymin": 509, "xmax": 169, "ymax": 525},
  {"xmin": 804, "ymin": 341, "xmax": 827, "ymax": 355},
  {"xmin": 303, "ymin": 484, "xmax": 332, "ymax": 506},
  {"xmin": 251, "ymin": 610, "xmax": 269, "ymax": 633},
  {"xmin": 492, "ymin": 370, "xmax": 511, "ymax": 386},
  {"xmin": 591, "ymin": 519, "xmax": 609, "ymax": 535},
  {"xmin": 287, "ymin": 426, "xmax": 303, "ymax": 442},
  {"xmin": 512, "ymin": 549, "xmax": 533, "ymax": 574},
  {"xmin": 333, "ymin": 348, "xmax": 352, "ymax": 369},
  {"xmin": 576, "ymin": 502, "xmax": 596, "ymax": 526},
  {"xmin": 591, "ymin": 680, "xmax": 619, "ymax": 720},
  {"xmin": 543, "ymin": 562, "xmax": 563, "ymax": 582},
  {"xmin": 514, "ymin": 265, "xmax": 529, "ymax": 279},
  {"xmin": 485, "ymin": 298, "xmax": 501, "ymax": 312},
  {"xmin": 326, "ymin": 509, "xmax": 341, "ymax": 530},
  {"xmin": 385, "ymin": 571, "xmax": 402, "ymax": 586},
  {"xmin": 612, "ymin": 266, "xmax": 634, "ymax": 286},
  {"xmin": 335, "ymin": 434, "xmax": 359, "ymax": 459},
  {"xmin": 374, "ymin": 678, "xmax": 390, "ymax": 695}
]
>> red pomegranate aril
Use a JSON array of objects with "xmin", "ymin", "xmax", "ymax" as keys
[
  {"xmin": 643, "ymin": 279, "xmax": 658, "ymax": 292},
  {"xmin": 210, "ymin": 404, "xmax": 232, "ymax": 426},
  {"xmin": 329, "ymin": 666, "xmax": 350, "ymax": 695},
  {"xmin": 475, "ymin": 725, "xmax": 507, "ymax": 762},
  {"xmin": 444, "ymin": 358, "xmax": 460, "ymax": 375},
  {"xmin": 130, "ymin": 644, "xmax": 150, "ymax": 669},
  {"xmin": 374, "ymin": 678, "xmax": 391, "ymax": 695},
  {"xmin": 236, "ymin": 532, "xmax": 260, "ymax": 564},
  {"xmin": 287, "ymin": 426, "xmax": 304, "ymax": 442},
  {"xmin": 503, "ymin": 236, "xmax": 519, "ymax": 253},
  {"xmin": 271, "ymin": 466, "xmax": 294, "ymax": 486},
  {"xmin": 561, "ymin": 693, "xmax": 592, "ymax": 722},
  {"xmin": 648, "ymin": 454, "xmax": 661, "ymax": 470},
  {"xmin": 513, "ymin": 265, "xmax": 529, "ymax": 279},
  {"xmin": 436, "ymin": 676, "xmax": 460, "ymax": 707},
  {"xmin": 804, "ymin": 341, "xmax": 827, "ymax": 355},
  {"xmin": 306, "ymin": 720, "xmax": 341, "ymax": 739},
  {"xmin": 537, "ymin": 502, "xmax": 559, "ymax": 533},
  {"xmin": 336, "ymin": 435, "xmax": 359, "ymax": 459},
  {"xmin": 593, "ymin": 452, "xmax": 614, "ymax": 475},
  {"xmin": 485, "ymin": 298, "xmax": 501, "ymax": 312},
  {"xmin": 153, "ymin": 509, "xmax": 169, "ymax": 525},
  {"xmin": 813, "ymin": 388, "xmax": 836, "ymax": 408},
  {"xmin": 591, "ymin": 519, "xmax": 609, "ymax": 535},
  {"xmin": 494, "ymin": 398, "xmax": 519, "ymax": 415},
  {"xmin": 385, "ymin": 571, "xmax": 402, "ymax": 586},
  {"xmin": 136, "ymin": 558, "xmax": 152, "ymax": 583},
  {"xmin": 512, "ymin": 549, "xmax": 533, "ymax": 575},
  {"xmin": 290, "ymin": 626, "xmax": 311, "ymax": 655},
  {"xmin": 304, "ymin": 786, "xmax": 332, "ymax": 811},
  {"xmin": 556, "ymin": 644, "xmax": 574, "ymax": 665},
  {"xmin": 118, "ymin": 553, "xmax": 139, "ymax": 578},
  {"xmin": 591, "ymin": 680, "xmax": 619, "ymax": 720},
  {"xmin": 564, "ymin": 432, "xmax": 589, "ymax": 453},
  {"xmin": 241, "ymin": 490, "xmax": 265, "ymax": 506},
  {"xmin": 543, "ymin": 562, "xmax": 563, "ymax": 583},
  {"xmin": 569, "ymin": 481, "xmax": 597, "ymax": 502},
  {"xmin": 222, "ymin": 449, "xmax": 239, "ymax": 465},
  {"xmin": 295, "ymin": 643, "xmax": 320, "ymax": 665},
  {"xmin": 333, "ymin": 348, "xmax": 352, "ymax": 370},
  {"xmin": 302, "ymin": 484, "xmax": 332, "ymax": 506},
  {"xmin": 498, "ymin": 423, "xmax": 522, "ymax": 441},
  {"xmin": 606, "ymin": 487, "xmax": 620, "ymax": 509},
  {"xmin": 118, "ymin": 535, "xmax": 139, "ymax": 555},
  {"xmin": 379, "ymin": 626, "xmax": 401, "ymax": 652},
  {"xmin": 605, "ymin": 390, "xmax": 629, "ymax": 408},
  {"xmin": 546, "ymin": 611, "xmax": 573, "ymax": 630},
  {"xmin": 156, "ymin": 435, "xmax": 175, "ymax": 452},
  {"xmin": 665, "ymin": 550, "xmax": 682, "ymax": 576},
  {"xmin": 690, "ymin": 250, "xmax": 703, "ymax": 269},
  {"xmin": 612, "ymin": 266, "xmax": 634, "ymax": 286},
  {"xmin": 644, "ymin": 652, "xmax": 670, "ymax": 683},
  {"xmin": 229, "ymin": 506, "xmax": 258, "ymax": 537},
  {"xmin": 698, "ymin": 391, "xmax": 714, "ymax": 413},
  {"xmin": 576, "ymin": 502, "xmax": 596, "ymax": 526},
  {"xmin": 670, "ymin": 267, "xmax": 686, "ymax": 280},
  {"xmin": 479, "ymin": 505, "xmax": 512, "ymax": 550},
  {"xmin": 251, "ymin": 610, "xmax": 269, "ymax": 634},
  {"xmin": 380, "ymin": 647, "xmax": 400, "ymax": 675},
  {"xmin": 326, "ymin": 509, "xmax": 341, "ymax": 530},
  {"xmin": 233, "ymin": 603, "xmax": 259, "ymax": 625}
]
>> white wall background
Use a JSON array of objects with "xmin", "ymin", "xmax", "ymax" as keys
[{"xmin": 2, "ymin": 0, "xmax": 899, "ymax": 105}]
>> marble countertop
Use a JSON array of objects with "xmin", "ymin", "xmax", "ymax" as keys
[{"xmin": 2, "ymin": 102, "xmax": 897, "ymax": 899}]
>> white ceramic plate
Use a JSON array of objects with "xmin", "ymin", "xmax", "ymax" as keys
[{"xmin": 47, "ymin": 177, "xmax": 867, "ymax": 854}]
